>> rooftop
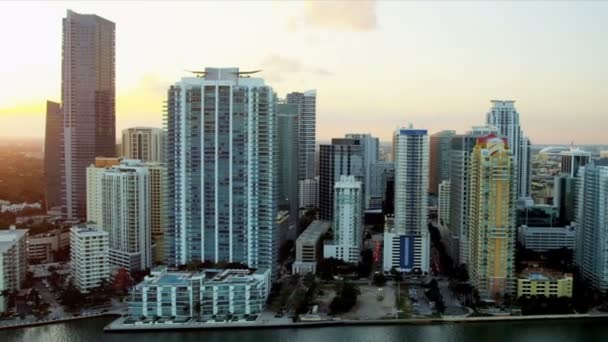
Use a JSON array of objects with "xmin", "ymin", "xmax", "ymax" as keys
[
  {"xmin": 139, "ymin": 267, "xmax": 269, "ymax": 287},
  {"xmin": 519, "ymin": 269, "xmax": 572, "ymax": 282},
  {"xmin": 0, "ymin": 228, "xmax": 28, "ymax": 254},
  {"xmin": 297, "ymin": 220, "xmax": 331, "ymax": 245}
]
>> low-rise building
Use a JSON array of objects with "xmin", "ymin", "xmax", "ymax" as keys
[
  {"xmin": 516, "ymin": 270, "xmax": 573, "ymax": 298},
  {"xmin": 0, "ymin": 228, "xmax": 28, "ymax": 312},
  {"xmin": 128, "ymin": 266, "xmax": 270, "ymax": 319},
  {"xmin": 27, "ymin": 229, "xmax": 70, "ymax": 264},
  {"xmin": 292, "ymin": 220, "xmax": 331, "ymax": 274},
  {"xmin": 70, "ymin": 224, "xmax": 110, "ymax": 293},
  {"xmin": 518, "ymin": 225, "xmax": 575, "ymax": 252}
]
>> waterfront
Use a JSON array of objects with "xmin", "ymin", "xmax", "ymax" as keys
[{"xmin": 3, "ymin": 317, "xmax": 608, "ymax": 342}]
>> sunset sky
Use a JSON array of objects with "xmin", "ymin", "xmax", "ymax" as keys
[{"xmin": 0, "ymin": 1, "xmax": 607, "ymax": 144}]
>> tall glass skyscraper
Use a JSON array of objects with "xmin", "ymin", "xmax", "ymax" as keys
[
  {"xmin": 44, "ymin": 100, "xmax": 63, "ymax": 211},
  {"xmin": 61, "ymin": 10, "xmax": 116, "ymax": 220},
  {"xmin": 429, "ymin": 130, "xmax": 455, "ymax": 195},
  {"xmin": 277, "ymin": 102, "xmax": 299, "ymax": 236},
  {"xmin": 286, "ymin": 90, "xmax": 316, "ymax": 181},
  {"xmin": 165, "ymin": 68, "xmax": 278, "ymax": 275},
  {"xmin": 344, "ymin": 133, "xmax": 379, "ymax": 209}
]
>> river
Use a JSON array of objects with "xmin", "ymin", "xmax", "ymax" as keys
[{"xmin": 3, "ymin": 317, "xmax": 608, "ymax": 342}]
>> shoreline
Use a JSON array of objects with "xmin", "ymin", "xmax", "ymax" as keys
[
  {"xmin": 0, "ymin": 313, "xmax": 121, "ymax": 331},
  {"xmin": 103, "ymin": 313, "xmax": 608, "ymax": 333}
]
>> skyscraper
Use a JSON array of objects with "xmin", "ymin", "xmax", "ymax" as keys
[
  {"xmin": 319, "ymin": 138, "xmax": 364, "ymax": 221},
  {"xmin": 87, "ymin": 159, "xmax": 152, "ymax": 273},
  {"xmin": 560, "ymin": 148, "xmax": 591, "ymax": 178},
  {"xmin": 468, "ymin": 135, "xmax": 516, "ymax": 300},
  {"xmin": 324, "ymin": 176, "xmax": 363, "ymax": 263},
  {"xmin": 286, "ymin": 90, "xmax": 316, "ymax": 181},
  {"xmin": 393, "ymin": 126, "xmax": 430, "ymax": 273},
  {"xmin": 165, "ymin": 68, "xmax": 278, "ymax": 275},
  {"xmin": 575, "ymin": 163, "xmax": 608, "ymax": 291},
  {"xmin": 44, "ymin": 100, "xmax": 63, "ymax": 211},
  {"xmin": 369, "ymin": 161, "xmax": 395, "ymax": 210},
  {"xmin": 277, "ymin": 102, "xmax": 299, "ymax": 233},
  {"xmin": 62, "ymin": 10, "xmax": 116, "ymax": 220},
  {"xmin": 121, "ymin": 127, "xmax": 165, "ymax": 163},
  {"xmin": 486, "ymin": 100, "xmax": 530, "ymax": 199},
  {"xmin": 554, "ymin": 148, "xmax": 591, "ymax": 225},
  {"xmin": 429, "ymin": 130, "xmax": 456, "ymax": 195},
  {"xmin": 345, "ymin": 133, "xmax": 379, "ymax": 209},
  {"xmin": 449, "ymin": 126, "xmax": 498, "ymax": 265}
]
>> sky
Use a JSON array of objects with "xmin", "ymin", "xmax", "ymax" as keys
[{"xmin": 0, "ymin": 1, "xmax": 607, "ymax": 144}]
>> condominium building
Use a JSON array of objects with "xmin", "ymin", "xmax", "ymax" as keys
[
  {"xmin": 486, "ymin": 100, "xmax": 531, "ymax": 199},
  {"xmin": 383, "ymin": 215, "xmax": 423, "ymax": 273},
  {"xmin": 0, "ymin": 228, "xmax": 28, "ymax": 312},
  {"xmin": 429, "ymin": 130, "xmax": 455, "ymax": 195},
  {"xmin": 293, "ymin": 220, "xmax": 331, "ymax": 274},
  {"xmin": 87, "ymin": 159, "xmax": 152, "ymax": 272},
  {"xmin": 319, "ymin": 138, "xmax": 364, "ymax": 221},
  {"xmin": 518, "ymin": 225, "xmax": 575, "ymax": 252},
  {"xmin": 369, "ymin": 162, "xmax": 395, "ymax": 210},
  {"xmin": 62, "ymin": 10, "xmax": 116, "ymax": 220},
  {"xmin": 148, "ymin": 163, "xmax": 166, "ymax": 263},
  {"xmin": 299, "ymin": 177, "xmax": 319, "ymax": 209},
  {"xmin": 468, "ymin": 135, "xmax": 516, "ymax": 300},
  {"xmin": 44, "ymin": 100, "xmax": 63, "ymax": 211},
  {"xmin": 165, "ymin": 68, "xmax": 278, "ymax": 276},
  {"xmin": 392, "ymin": 126, "xmax": 430, "ymax": 273},
  {"xmin": 575, "ymin": 163, "xmax": 608, "ymax": 291},
  {"xmin": 128, "ymin": 266, "xmax": 271, "ymax": 319},
  {"xmin": 27, "ymin": 229, "xmax": 70, "ymax": 264},
  {"xmin": 286, "ymin": 90, "xmax": 316, "ymax": 181},
  {"xmin": 438, "ymin": 180, "xmax": 451, "ymax": 226},
  {"xmin": 70, "ymin": 224, "xmax": 110, "ymax": 293},
  {"xmin": 121, "ymin": 127, "xmax": 165, "ymax": 163},
  {"xmin": 449, "ymin": 126, "xmax": 498, "ymax": 266},
  {"xmin": 516, "ymin": 270, "xmax": 573, "ymax": 298},
  {"xmin": 277, "ymin": 103, "xmax": 299, "ymax": 231},
  {"xmin": 345, "ymin": 134, "xmax": 379, "ymax": 209},
  {"xmin": 324, "ymin": 176, "xmax": 363, "ymax": 264}
]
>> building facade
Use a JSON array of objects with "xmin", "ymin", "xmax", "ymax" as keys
[
  {"xmin": 299, "ymin": 177, "xmax": 319, "ymax": 209},
  {"xmin": 393, "ymin": 127, "xmax": 430, "ymax": 273},
  {"xmin": 0, "ymin": 228, "xmax": 28, "ymax": 312},
  {"xmin": 87, "ymin": 159, "xmax": 152, "ymax": 272},
  {"xmin": 27, "ymin": 229, "xmax": 70, "ymax": 264},
  {"xmin": 575, "ymin": 163, "xmax": 608, "ymax": 291},
  {"xmin": 324, "ymin": 176, "xmax": 363, "ymax": 264},
  {"xmin": 518, "ymin": 225, "xmax": 575, "ymax": 252},
  {"xmin": 438, "ymin": 180, "xmax": 451, "ymax": 226},
  {"xmin": 516, "ymin": 271, "xmax": 573, "ymax": 298},
  {"xmin": 344, "ymin": 134, "xmax": 379, "ymax": 209},
  {"xmin": 70, "ymin": 224, "xmax": 110, "ymax": 293},
  {"xmin": 485, "ymin": 100, "xmax": 531, "ymax": 199},
  {"xmin": 468, "ymin": 135, "xmax": 516, "ymax": 300},
  {"xmin": 286, "ymin": 90, "xmax": 316, "ymax": 181},
  {"xmin": 128, "ymin": 266, "xmax": 271, "ymax": 319},
  {"xmin": 165, "ymin": 68, "xmax": 278, "ymax": 276},
  {"xmin": 319, "ymin": 138, "xmax": 364, "ymax": 221},
  {"xmin": 429, "ymin": 130, "xmax": 455, "ymax": 195},
  {"xmin": 277, "ymin": 103, "xmax": 299, "ymax": 233},
  {"xmin": 121, "ymin": 127, "xmax": 165, "ymax": 163},
  {"xmin": 44, "ymin": 100, "xmax": 63, "ymax": 211},
  {"xmin": 62, "ymin": 10, "xmax": 116, "ymax": 220},
  {"xmin": 292, "ymin": 220, "xmax": 331, "ymax": 274},
  {"xmin": 369, "ymin": 162, "xmax": 395, "ymax": 211}
]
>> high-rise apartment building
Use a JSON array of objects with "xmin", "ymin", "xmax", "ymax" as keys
[
  {"xmin": 121, "ymin": 127, "xmax": 165, "ymax": 163},
  {"xmin": 324, "ymin": 176, "xmax": 363, "ymax": 263},
  {"xmin": 319, "ymin": 138, "xmax": 364, "ymax": 221},
  {"xmin": 468, "ymin": 135, "xmax": 516, "ymax": 300},
  {"xmin": 62, "ymin": 10, "xmax": 116, "ymax": 220},
  {"xmin": 429, "ymin": 130, "xmax": 456, "ymax": 195},
  {"xmin": 561, "ymin": 148, "xmax": 591, "ymax": 178},
  {"xmin": 277, "ymin": 103, "xmax": 299, "ymax": 232},
  {"xmin": 369, "ymin": 162, "xmax": 395, "ymax": 211},
  {"xmin": 345, "ymin": 134, "xmax": 379, "ymax": 209},
  {"xmin": 0, "ymin": 228, "xmax": 28, "ymax": 313},
  {"xmin": 393, "ymin": 126, "xmax": 430, "ymax": 273},
  {"xmin": 165, "ymin": 68, "xmax": 278, "ymax": 276},
  {"xmin": 299, "ymin": 177, "xmax": 319, "ymax": 209},
  {"xmin": 575, "ymin": 163, "xmax": 608, "ymax": 291},
  {"xmin": 70, "ymin": 224, "xmax": 110, "ymax": 293},
  {"xmin": 486, "ymin": 100, "xmax": 530, "ymax": 199},
  {"xmin": 438, "ymin": 180, "xmax": 451, "ymax": 226},
  {"xmin": 449, "ymin": 126, "xmax": 498, "ymax": 265},
  {"xmin": 44, "ymin": 100, "xmax": 63, "ymax": 211},
  {"xmin": 87, "ymin": 159, "xmax": 152, "ymax": 272},
  {"xmin": 147, "ymin": 163, "xmax": 166, "ymax": 263},
  {"xmin": 286, "ymin": 90, "xmax": 316, "ymax": 181}
]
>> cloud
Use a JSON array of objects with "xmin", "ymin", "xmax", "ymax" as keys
[
  {"xmin": 259, "ymin": 54, "xmax": 333, "ymax": 82},
  {"xmin": 289, "ymin": 1, "xmax": 378, "ymax": 32}
]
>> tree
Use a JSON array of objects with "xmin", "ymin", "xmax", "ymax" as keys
[
  {"xmin": 112, "ymin": 268, "xmax": 133, "ymax": 294},
  {"xmin": 358, "ymin": 249, "xmax": 374, "ymax": 278},
  {"xmin": 372, "ymin": 273, "xmax": 387, "ymax": 287},
  {"xmin": 60, "ymin": 281, "xmax": 85, "ymax": 310},
  {"xmin": 329, "ymin": 281, "xmax": 360, "ymax": 314}
]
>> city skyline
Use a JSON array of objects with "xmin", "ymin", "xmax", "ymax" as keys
[{"xmin": 1, "ymin": 1, "xmax": 608, "ymax": 144}]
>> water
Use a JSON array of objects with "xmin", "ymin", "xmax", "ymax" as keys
[{"xmin": 2, "ymin": 317, "xmax": 608, "ymax": 342}]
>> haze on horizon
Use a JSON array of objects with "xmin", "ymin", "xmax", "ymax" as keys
[{"xmin": 0, "ymin": 1, "xmax": 607, "ymax": 144}]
